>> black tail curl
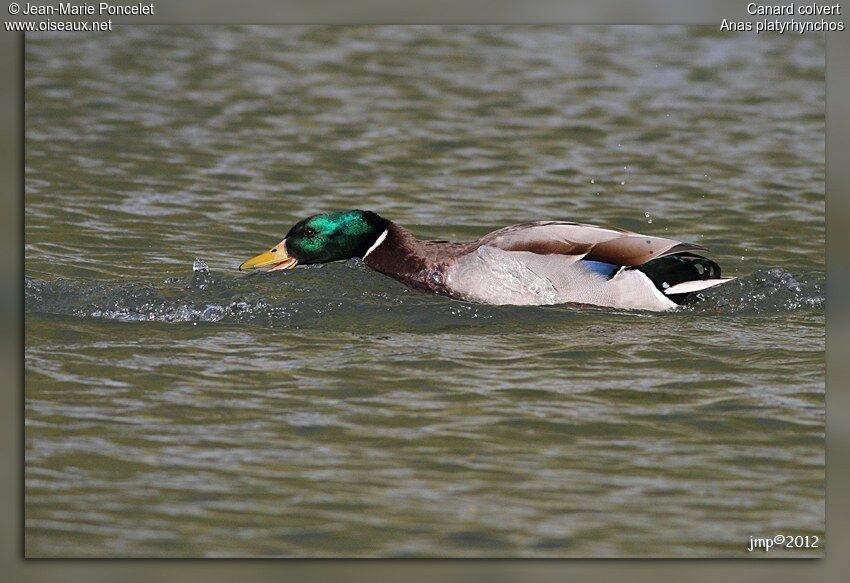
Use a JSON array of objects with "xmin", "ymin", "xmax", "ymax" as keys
[{"xmin": 634, "ymin": 253, "xmax": 723, "ymax": 305}]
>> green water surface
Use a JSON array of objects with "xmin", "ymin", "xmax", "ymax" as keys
[{"xmin": 25, "ymin": 26, "xmax": 824, "ymax": 557}]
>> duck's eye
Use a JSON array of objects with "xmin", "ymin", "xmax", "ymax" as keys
[{"xmin": 304, "ymin": 228, "xmax": 316, "ymax": 237}]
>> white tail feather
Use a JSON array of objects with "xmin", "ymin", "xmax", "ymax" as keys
[{"xmin": 664, "ymin": 277, "xmax": 736, "ymax": 295}]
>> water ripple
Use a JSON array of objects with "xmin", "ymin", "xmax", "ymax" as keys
[{"xmin": 25, "ymin": 26, "xmax": 824, "ymax": 557}]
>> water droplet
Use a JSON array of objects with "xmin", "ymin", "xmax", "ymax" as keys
[
  {"xmin": 590, "ymin": 178, "xmax": 595, "ymax": 184},
  {"xmin": 192, "ymin": 258, "xmax": 208, "ymax": 272},
  {"xmin": 620, "ymin": 180, "xmax": 625, "ymax": 185},
  {"xmin": 644, "ymin": 212, "xmax": 653, "ymax": 224},
  {"xmin": 200, "ymin": 305, "xmax": 223, "ymax": 322}
]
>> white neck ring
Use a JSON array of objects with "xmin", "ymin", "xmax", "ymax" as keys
[{"xmin": 362, "ymin": 229, "xmax": 388, "ymax": 259}]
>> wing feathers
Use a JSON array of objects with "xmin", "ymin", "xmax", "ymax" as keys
[
  {"xmin": 480, "ymin": 221, "xmax": 705, "ymax": 267},
  {"xmin": 587, "ymin": 239, "xmax": 705, "ymax": 266},
  {"xmin": 492, "ymin": 239, "xmax": 594, "ymax": 257}
]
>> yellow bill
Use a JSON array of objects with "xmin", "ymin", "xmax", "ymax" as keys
[{"xmin": 239, "ymin": 239, "xmax": 298, "ymax": 272}]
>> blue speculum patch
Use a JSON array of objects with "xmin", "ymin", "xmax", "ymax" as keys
[{"xmin": 581, "ymin": 259, "xmax": 620, "ymax": 278}]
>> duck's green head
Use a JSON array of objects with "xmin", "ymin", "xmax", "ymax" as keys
[{"xmin": 239, "ymin": 210, "xmax": 390, "ymax": 271}]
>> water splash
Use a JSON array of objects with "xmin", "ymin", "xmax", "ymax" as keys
[
  {"xmin": 190, "ymin": 258, "xmax": 217, "ymax": 290},
  {"xmin": 25, "ymin": 260, "xmax": 280, "ymax": 325},
  {"xmin": 25, "ymin": 260, "xmax": 824, "ymax": 329},
  {"xmin": 684, "ymin": 268, "xmax": 824, "ymax": 314}
]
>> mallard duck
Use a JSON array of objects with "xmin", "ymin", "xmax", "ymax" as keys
[{"xmin": 239, "ymin": 210, "xmax": 734, "ymax": 311}]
